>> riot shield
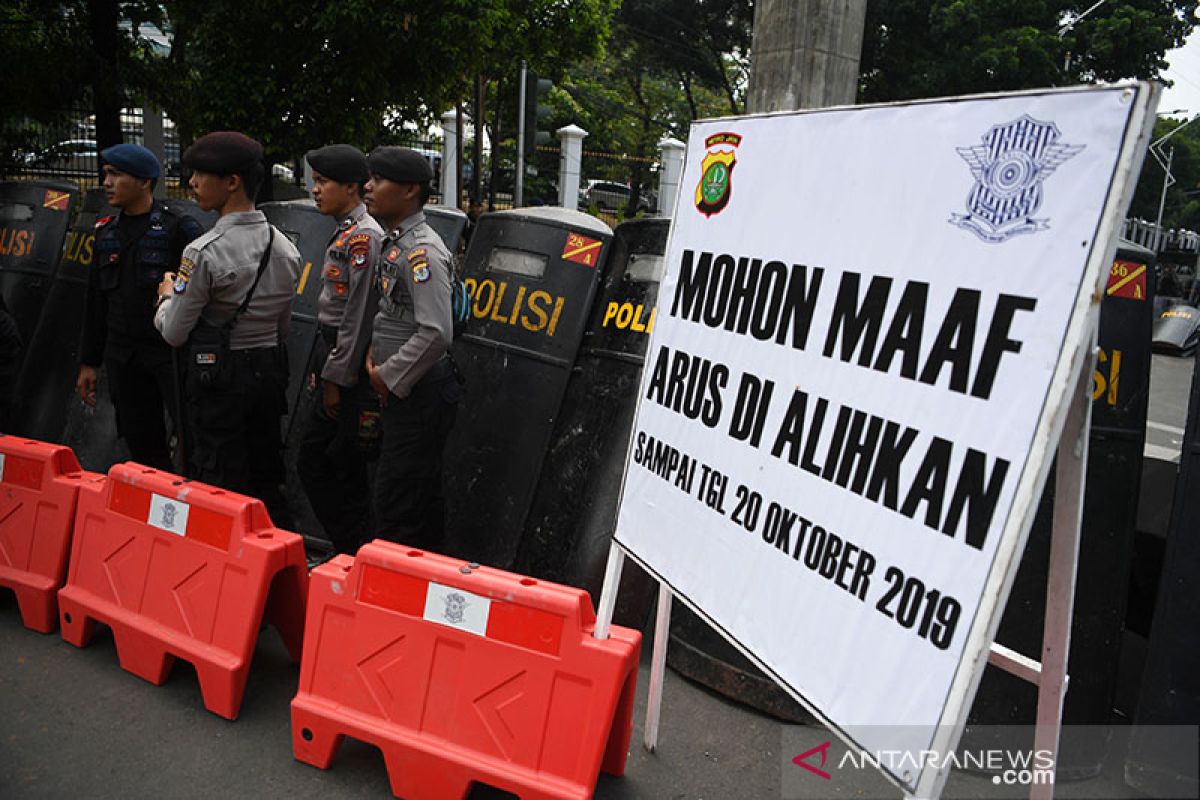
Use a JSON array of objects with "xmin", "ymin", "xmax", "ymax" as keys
[
  {"xmin": 0, "ymin": 180, "xmax": 78, "ymax": 434},
  {"xmin": 443, "ymin": 208, "xmax": 612, "ymax": 568},
  {"xmin": 515, "ymin": 217, "xmax": 666, "ymax": 625},
  {"xmin": 1125, "ymin": 345, "xmax": 1200, "ymax": 797},
  {"xmin": 259, "ymin": 200, "xmax": 337, "ymax": 433},
  {"xmin": 423, "ymin": 205, "xmax": 467, "ymax": 255}
]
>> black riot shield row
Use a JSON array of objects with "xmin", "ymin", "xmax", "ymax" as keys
[
  {"xmin": 442, "ymin": 207, "xmax": 613, "ymax": 568},
  {"xmin": 964, "ymin": 241, "xmax": 1157, "ymax": 777}
]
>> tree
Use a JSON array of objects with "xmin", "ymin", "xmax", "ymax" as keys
[
  {"xmin": 534, "ymin": 0, "xmax": 751, "ymax": 216},
  {"xmin": 860, "ymin": 0, "xmax": 1198, "ymax": 103},
  {"xmin": 0, "ymin": 1, "xmax": 164, "ymax": 172},
  {"xmin": 155, "ymin": 1, "xmax": 616, "ymax": 172},
  {"xmin": 1129, "ymin": 115, "xmax": 1200, "ymax": 232}
]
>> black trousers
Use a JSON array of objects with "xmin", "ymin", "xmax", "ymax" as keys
[
  {"xmin": 187, "ymin": 347, "xmax": 293, "ymax": 529},
  {"xmin": 373, "ymin": 367, "xmax": 459, "ymax": 553},
  {"xmin": 298, "ymin": 373, "xmax": 377, "ymax": 554},
  {"xmin": 106, "ymin": 350, "xmax": 180, "ymax": 472}
]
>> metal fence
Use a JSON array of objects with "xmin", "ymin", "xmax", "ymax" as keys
[
  {"xmin": 1123, "ymin": 218, "xmax": 1200, "ymax": 255},
  {"xmin": 2, "ymin": 105, "xmax": 190, "ymax": 198},
  {"xmin": 2, "ymin": 103, "xmax": 664, "ymax": 226}
]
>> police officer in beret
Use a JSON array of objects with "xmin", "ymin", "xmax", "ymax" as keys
[
  {"xmin": 153, "ymin": 131, "xmax": 301, "ymax": 524},
  {"xmin": 77, "ymin": 143, "xmax": 204, "ymax": 470},
  {"xmin": 363, "ymin": 146, "xmax": 461, "ymax": 551},
  {"xmin": 297, "ymin": 144, "xmax": 385, "ymax": 553}
]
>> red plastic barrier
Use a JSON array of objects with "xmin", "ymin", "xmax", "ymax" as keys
[
  {"xmin": 291, "ymin": 540, "xmax": 642, "ymax": 800},
  {"xmin": 0, "ymin": 436, "xmax": 103, "ymax": 633},
  {"xmin": 57, "ymin": 462, "xmax": 308, "ymax": 719}
]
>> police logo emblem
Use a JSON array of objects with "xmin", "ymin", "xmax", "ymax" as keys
[
  {"xmin": 412, "ymin": 263, "xmax": 430, "ymax": 283},
  {"xmin": 442, "ymin": 592, "xmax": 469, "ymax": 624},
  {"xmin": 950, "ymin": 115, "xmax": 1085, "ymax": 244},
  {"xmin": 695, "ymin": 132, "xmax": 741, "ymax": 218},
  {"xmin": 160, "ymin": 502, "xmax": 177, "ymax": 529}
]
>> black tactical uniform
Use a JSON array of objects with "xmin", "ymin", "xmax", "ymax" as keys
[
  {"xmin": 297, "ymin": 144, "xmax": 384, "ymax": 553},
  {"xmin": 81, "ymin": 199, "xmax": 203, "ymax": 470},
  {"xmin": 368, "ymin": 147, "xmax": 461, "ymax": 552}
]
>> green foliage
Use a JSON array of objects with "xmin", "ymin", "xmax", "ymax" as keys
[
  {"xmin": 1129, "ymin": 115, "xmax": 1200, "ymax": 231},
  {"xmin": 0, "ymin": 1, "xmax": 164, "ymax": 168},
  {"xmin": 861, "ymin": 0, "xmax": 1198, "ymax": 102},
  {"xmin": 526, "ymin": 0, "xmax": 750, "ymax": 208},
  {"xmin": 155, "ymin": 0, "xmax": 617, "ymax": 165}
]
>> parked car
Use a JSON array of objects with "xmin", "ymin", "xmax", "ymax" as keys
[
  {"xmin": 580, "ymin": 179, "xmax": 656, "ymax": 213},
  {"xmin": 23, "ymin": 139, "xmax": 97, "ymax": 172}
]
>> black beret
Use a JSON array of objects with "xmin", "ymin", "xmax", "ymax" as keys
[
  {"xmin": 183, "ymin": 131, "xmax": 263, "ymax": 175},
  {"xmin": 100, "ymin": 143, "xmax": 161, "ymax": 179},
  {"xmin": 368, "ymin": 146, "xmax": 434, "ymax": 184},
  {"xmin": 306, "ymin": 144, "xmax": 369, "ymax": 184}
]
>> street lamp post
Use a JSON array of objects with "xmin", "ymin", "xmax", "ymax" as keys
[{"xmin": 1151, "ymin": 112, "xmax": 1200, "ymax": 251}]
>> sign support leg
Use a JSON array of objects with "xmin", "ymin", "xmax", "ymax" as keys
[
  {"xmin": 594, "ymin": 544, "xmax": 625, "ymax": 641},
  {"xmin": 645, "ymin": 584, "xmax": 672, "ymax": 752},
  {"xmin": 1031, "ymin": 354, "xmax": 1093, "ymax": 800}
]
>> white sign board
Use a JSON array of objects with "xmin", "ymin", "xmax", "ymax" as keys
[{"xmin": 612, "ymin": 84, "xmax": 1154, "ymax": 795}]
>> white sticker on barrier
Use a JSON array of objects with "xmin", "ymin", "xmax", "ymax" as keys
[
  {"xmin": 0, "ymin": 453, "xmax": 6, "ymax": 483},
  {"xmin": 148, "ymin": 493, "xmax": 189, "ymax": 536},
  {"xmin": 423, "ymin": 581, "xmax": 491, "ymax": 637}
]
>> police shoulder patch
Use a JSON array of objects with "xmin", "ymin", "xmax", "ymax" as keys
[
  {"xmin": 349, "ymin": 233, "xmax": 371, "ymax": 268},
  {"xmin": 412, "ymin": 263, "xmax": 430, "ymax": 284},
  {"xmin": 407, "ymin": 247, "xmax": 427, "ymax": 263}
]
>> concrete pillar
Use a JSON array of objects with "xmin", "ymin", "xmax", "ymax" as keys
[
  {"xmin": 440, "ymin": 109, "xmax": 459, "ymax": 208},
  {"xmin": 556, "ymin": 124, "xmax": 587, "ymax": 210},
  {"xmin": 303, "ymin": 158, "xmax": 314, "ymax": 193},
  {"xmin": 747, "ymin": 0, "xmax": 868, "ymax": 113},
  {"xmin": 143, "ymin": 105, "xmax": 166, "ymax": 199},
  {"xmin": 657, "ymin": 138, "xmax": 686, "ymax": 218}
]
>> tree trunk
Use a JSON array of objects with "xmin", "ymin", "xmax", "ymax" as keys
[{"xmin": 88, "ymin": 0, "xmax": 123, "ymax": 161}]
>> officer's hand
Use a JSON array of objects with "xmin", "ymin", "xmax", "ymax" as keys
[
  {"xmin": 322, "ymin": 381, "xmax": 340, "ymax": 419},
  {"xmin": 76, "ymin": 365, "xmax": 98, "ymax": 407},
  {"xmin": 158, "ymin": 272, "xmax": 176, "ymax": 299},
  {"xmin": 368, "ymin": 366, "xmax": 390, "ymax": 405}
]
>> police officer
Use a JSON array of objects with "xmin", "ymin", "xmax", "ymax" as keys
[
  {"xmin": 297, "ymin": 144, "xmax": 384, "ymax": 553},
  {"xmin": 77, "ymin": 143, "xmax": 204, "ymax": 470},
  {"xmin": 153, "ymin": 132, "xmax": 301, "ymax": 524},
  {"xmin": 363, "ymin": 146, "xmax": 461, "ymax": 552}
]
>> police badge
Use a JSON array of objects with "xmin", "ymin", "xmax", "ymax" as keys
[
  {"xmin": 950, "ymin": 115, "xmax": 1085, "ymax": 244},
  {"xmin": 442, "ymin": 592, "xmax": 468, "ymax": 624},
  {"xmin": 695, "ymin": 132, "xmax": 741, "ymax": 217}
]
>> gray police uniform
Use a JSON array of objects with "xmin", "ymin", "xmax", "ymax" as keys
[
  {"xmin": 154, "ymin": 210, "xmax": 301, "ymax": 521},
  {"xmin": 371, "ymin": 210, "xmax": 460, "ymax": 549},
  {"xmin": 318, "ymin": 203, "xmax": 384, "ymax": 385},
  {"xmin": 297, "ymin": 202, "xmax": 383, "ymax": 552}
]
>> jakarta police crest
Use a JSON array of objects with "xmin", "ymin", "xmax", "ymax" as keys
[
  {"xmin": 950, "ymin": 115, "xmax": 1084, "ymax": 243},
  {"xmin": 695, "ymin": 132, "xmax": 741, "ymax": 217}
]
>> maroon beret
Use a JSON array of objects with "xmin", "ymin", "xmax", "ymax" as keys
[{"xmin": 183, "ymin": 131, "xmax": 263, "ymax": 175}]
